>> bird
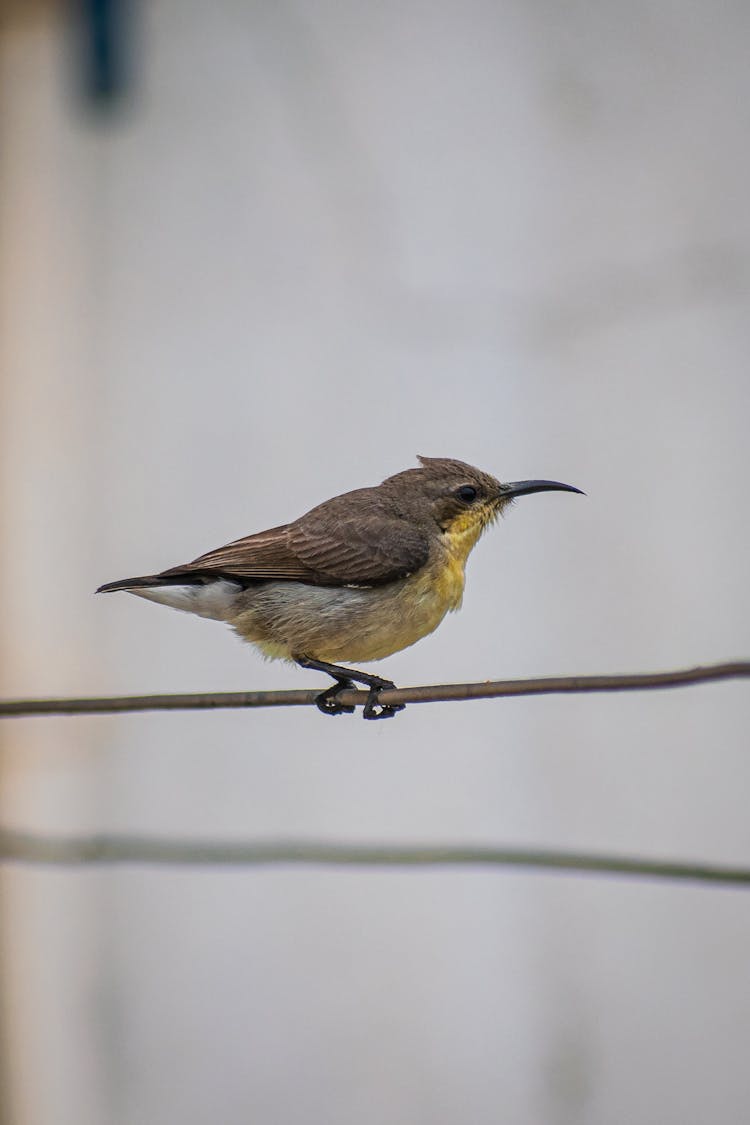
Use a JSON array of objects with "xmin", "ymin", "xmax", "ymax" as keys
[{"xmin": 97, "ymin": 456, "xmax": 582, "ymax": 719}]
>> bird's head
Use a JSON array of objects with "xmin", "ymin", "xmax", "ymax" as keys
[{"xmin": 384, "ymin": 456, "xmax": 583, "ymax": 561}]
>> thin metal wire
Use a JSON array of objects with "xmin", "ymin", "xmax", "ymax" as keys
[
  {"xmin": 1, "ymin": 661, "xmax": 748, "ymax": 718},
  {"xmin": 2, "ymin": 661, "xmax": 748, "ymax": 885},
  {"xmin": 0, "ymin": 830, "xmax": 748, "ymax": 887}
]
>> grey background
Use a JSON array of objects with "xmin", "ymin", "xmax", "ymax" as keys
[{"xmin": 1, "ymin": 2, "xmax": 749, "ymax": 1123}]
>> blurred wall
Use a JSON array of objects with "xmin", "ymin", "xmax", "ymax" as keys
[{"xmin": 1, "ymin": 2, "xmax": 749, "ymax": 1123}]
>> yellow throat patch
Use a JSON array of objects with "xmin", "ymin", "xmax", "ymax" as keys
[{"xmin": 438, "ymin": 505, "xmax": 498, "ymax": 612}]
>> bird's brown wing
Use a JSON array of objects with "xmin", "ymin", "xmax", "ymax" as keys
[
  {"xmin": 166, "ymin": 488, "xmax": 430, "ymax": 587},
  {"xmin": 175, "ymin": 523, "xmax": 313, "ymax": 582},
  {"xmin": 288, "ymin": 489, "xmax": 430, "ymax": 585}
]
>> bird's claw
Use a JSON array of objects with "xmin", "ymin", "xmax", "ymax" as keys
[
  {"xmin": 362, "ymin": 679, "xmax": 405, "ymax": 720},
  {"xmin": 312, "ymin": 670, "xmax": 404, "ymax": 719},
  {"xmin": 314, "ymin": 679, "xmax": 356, "ymax": 716}
]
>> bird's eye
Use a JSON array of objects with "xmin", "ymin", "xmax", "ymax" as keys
[{"xmin": 456, "ymin": 485, "xmax": 478, "ymax": 503}]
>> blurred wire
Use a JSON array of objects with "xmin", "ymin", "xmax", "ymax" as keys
[
  {"xmin": 1, "ymin": 830, "xmax": 748, "ymax": 887},
  {"xmin": 0, "ymin": 661, "xmax": 748, "ymax": 718}
]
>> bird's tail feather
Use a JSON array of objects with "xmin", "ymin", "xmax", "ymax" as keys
[{"xmin": 96, "ymin": 572, "xmax": 200, "ymax": 594}]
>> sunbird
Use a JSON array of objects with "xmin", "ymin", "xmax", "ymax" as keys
[{"xmin": 98, "ymin": 457, "xmax": 582, "ymax": 718}]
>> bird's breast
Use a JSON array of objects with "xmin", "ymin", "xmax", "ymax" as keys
[
  {"xmin": 230, "ymin": 550, "xmax": 468, "ymax": 664},
  {"xmin": 408, "ymin": 551, "xmax": 466, "ymax": 617}
]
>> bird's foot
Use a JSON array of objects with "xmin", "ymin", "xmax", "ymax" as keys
[
  {"xmin": 362, "ymin": 677, "xmax": 405, "ymax": 720},
  {"xmin": 314, "ymin": 678, "xmax": 356, "ymax": 717},
  {"xmin": 296, "ymin": 655, "xmax": 405, "ymax": 720}
]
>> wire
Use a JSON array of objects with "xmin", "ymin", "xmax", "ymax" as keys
[
  {"xmin": 0, "ymin": 661, "xmax": 748, "ymax": 718},
  {"xmin": 0, "ymin": 830, "xmax": 748, "ymax": 886},
  {"xmin": 2, "ymin": 661, "xmax": 747, "ymax": 885}
]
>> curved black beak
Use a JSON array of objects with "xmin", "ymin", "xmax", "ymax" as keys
[{"xmin": 500, "ymin": 479, "xmax": 585, "ymax": 499}]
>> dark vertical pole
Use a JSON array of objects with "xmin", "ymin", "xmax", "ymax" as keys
[{"xmin": 78, "ymin": 0, "xmax": 131, "ymax": 106}]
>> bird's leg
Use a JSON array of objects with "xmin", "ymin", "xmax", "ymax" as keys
[
  {"xmin": 295, "ymin": 655, "xmax": 405, "ymax": 720},
  {"xmin": 297, "ymin": 655, "xmax": 356, "ymax": 717}
]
